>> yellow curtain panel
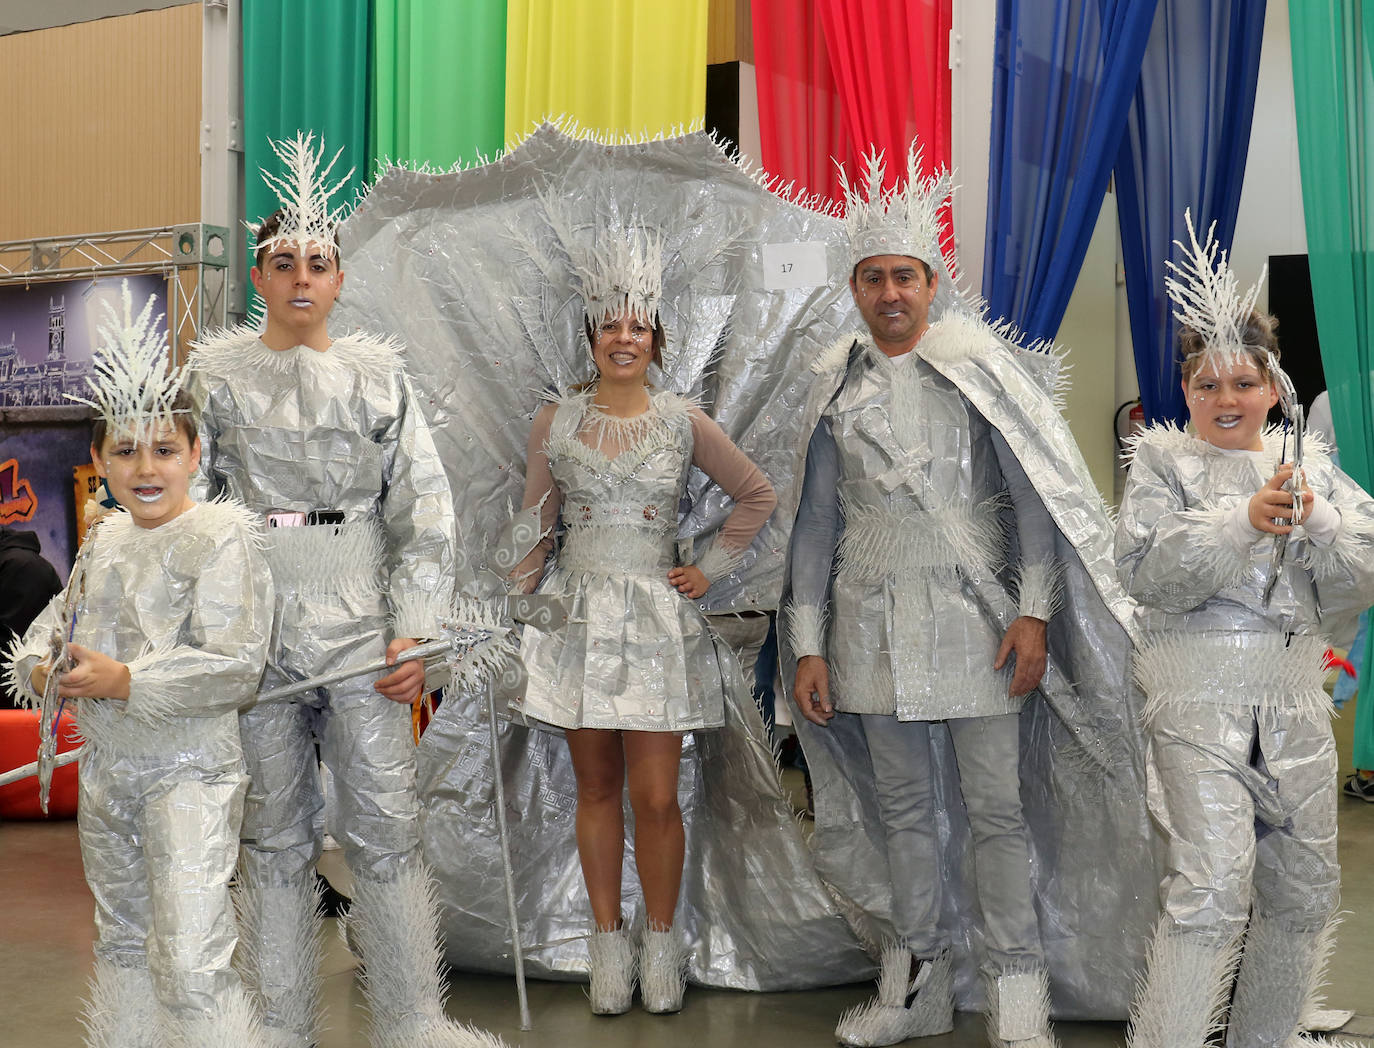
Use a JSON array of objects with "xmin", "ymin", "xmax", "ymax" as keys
[{"xmin": 504, "ymin": 0, "xmax": 708, "ymax": 140}]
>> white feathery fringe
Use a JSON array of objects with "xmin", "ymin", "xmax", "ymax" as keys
[
  {"xmin": 839, "ymin": 142, "xmax": 953, "ymax": 272},
  {"xmin": 694, "ymin": 541, "xmax": 745, "ymax": 583},
  {"xmin": 1134, "ymin": 631, "xmax": 1333, "ymax": 726},
  {"xmin": 2, "ymin": 630, "xmax": 43, "ymax": 708},
  {"xmin": 1300, "ymin": 911, "xmax": 1347, "ymax": 1029},
  {"xmin": 167, "ymin": 984, "xmax": 267, "ymax": 1048},
  {"xmin": 66, "ymin": 281, "xmax": 184, "ymax": 446},
  {"xmin": 232, "ymin": 874, "xmax": 324, "ymax": 1046},
  {"xmin": 1303, "ymin": 496, "xmax": 1374, "ymax": 581},
  {"xmin": 586, "ymin": 926, "xmax": 636, "ymax": 1015},
  {"xmin": 983, "ymin": 964, "xmax": 1054, "ymax": 1044},
  {"xmin": 786, "ymin": 602, "xmax": 828, "ymax": 659},
  {"xmin": 835, "ymin": 492, "xmax": 1008, "ymax": 583},
  {"xmin": 1125, "ymin": 918, "xmax": 1242, "ymax": 1048},
  {"xmin": 835, "ymin": 948, "xmax": 955, "ymax": 1045},
  {"xmin": 811, "ymin": 332, "xmax": 863, "ymax": 375},
  {"xmin": 351, "ymin": 864, "xmax": 509, "ymax": 1046},
  {"xmin": 440, "ymin": 596, "xmax": 519, "ymax": 694},
  {"xmin": 875, "ymin": 940, "xmax": 912, "ymax": 1007},
  {"xmin": 638, "ymin": 923, "xmax": 688, "ymax": 1013},
  {"xmin": 390, "ymin": 589, "xmax": 453, "ymax": 644},
  {"xmin": 121, "ymin": 640, "xmax": 183, "ymax": 725},
  {"xmin": 80, "ymin": 960, "xmax": 162, "ymax": 1048},
  {"xmin": 1015, "ymin": 557, "xmax": 1064, "ymax": 621},
  {"xmin": 1165, "ymin": 208, "xmax": 1266, "ymax": 373},
  {"xmin": 262, "ymin": 521, "xmax": 385, "ymax": 599},
  {"xmin": 1230, "ymin": 915, "xmax": 1328, "ymax": 1048},
  {"xmin": 250, "ymin": 132, "xmax": 353, "ymax": 259},
  {"xmin": 189, "ymin": 327, "xmax": 404, "ymax": 383}
]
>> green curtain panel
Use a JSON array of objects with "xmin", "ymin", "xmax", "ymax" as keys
[
  {"xmin": 370, "ymin": 0, "xmax": 506, "ymax": 170},
  {"xmin": 1290, "ymin": 1, "xmax": 1374, "ymax": 767},
  {"xmin": 242, "ymin": 0, "xmax": 372, "ymax": 248}
]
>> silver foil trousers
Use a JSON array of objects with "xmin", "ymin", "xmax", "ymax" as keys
[{"xmin": 860, "ymin": 713, "xmax": 1043, "ymax": 969}]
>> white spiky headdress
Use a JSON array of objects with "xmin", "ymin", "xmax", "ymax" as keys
[
  {"xmin": 537, "ymin": 188, "xmax": 664, "ymax": 339},
  {"xmin": 1165, "ymin": 208, "xmax": 1269, "ymax": 373},
  {"xmin": 840, "ymin": 142, "xmax": 952, "ymax": 270},
  {"xmin": 248, "ymin": 132, "xmax": 353, "ymax": 259},
  {"xmin": 66, "ymin": 280, "xmax": 185, "ymax": 444}
]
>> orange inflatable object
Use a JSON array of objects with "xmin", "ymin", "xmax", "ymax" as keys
[{"xmin": 0, "ymin": 709, "xmax": 80, "ymax": 819}]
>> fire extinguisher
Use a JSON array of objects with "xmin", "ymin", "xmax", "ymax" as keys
[{"xmin": 1115, "ymin": 399, "xmax": 1145, "ymax": 458}]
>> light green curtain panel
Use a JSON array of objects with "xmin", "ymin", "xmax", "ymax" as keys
[
  {"xmin": 1290, "ymin": 1, "xmax": 1374, "ymax": 767},
  {"xmin": 370, "ymin": 0, "xmax": 506, "ymax": 170},
  {"xmin": 242, "ymin": 0, "xmax": 372, "ymax": 251}
]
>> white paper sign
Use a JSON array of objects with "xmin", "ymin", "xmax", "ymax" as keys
[{"xmin": 761, "ymin": 241, "xmax": 829, "ymax": 291}]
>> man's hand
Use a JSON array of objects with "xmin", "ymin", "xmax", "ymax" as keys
[
  {"xmin": 1249, "ymin": 465, "xmax": 1313, "ymax": 535},
  {"xmin": 57, "ymin": 644, "xmax": 131, "ymax": 700},
  {"xmin": 993, "ymin": 616, "xmax": 1047, "ymax": 697},
  {"xmin": 668, "ymin": 565, "xmax": 710, "ymax": 599},
  {"xmin": 375, "ymin": 638, "xmax": 425, "ymax": 704},
  {"xmin": 793, "ymin": 655, "xmax": 835, "ymax": 726}
]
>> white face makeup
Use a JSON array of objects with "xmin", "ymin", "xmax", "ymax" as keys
[
  {"xmin": 1183, "ymin": 358, "xmax": 1279, "ymax": 451},
  {"xmin": 849, "ymin": 254, "xmax": 937, "ymax": 354},
  {"xmin": 92, "ymin": 423, "xmax": 201, "ymax": 529}
]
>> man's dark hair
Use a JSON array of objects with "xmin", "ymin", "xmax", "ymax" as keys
[{"xmin": 91, "ymin": 387, "xmax": 198, "ymax": 450}]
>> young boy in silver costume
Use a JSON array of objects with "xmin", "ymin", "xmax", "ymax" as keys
[
  {"xmin": 1116, "ymin": 215, "xmax": 1374, "ymax": 1048},
  {"xmin": 186, "ymin": 135, "xmax": 501, "ymax": 1048},
  {"xmin": 5, "ymin": 285, "xmax": 274, "ymax": 1048}
]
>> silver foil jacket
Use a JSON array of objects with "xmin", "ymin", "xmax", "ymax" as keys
[
  {"xmin": 333, "ymin": 126, "xmax": 1156, "ymax": 1006},
  {"xmin": 7, "ymin": 501, "xmax": 272, "ymax": 1016}
]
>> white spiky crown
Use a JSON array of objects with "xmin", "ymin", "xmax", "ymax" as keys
[
  {"xmin": 248, "ymin": 132, "xmax": 353, "ymax": 260},
  {"xmin": 66, "ymin": 281, "xmax": 185, "ymax": 444},
  {"xmin": 841, "ymin": 142, "xmax": 951, "ymax": 270},
  {"xmin": 578, "ymin": 227, "xmax": 664, "ymax": 332},
  {"xmin": 1166, "ymin": 208, "xmax": 1269, "ymax": 374}
]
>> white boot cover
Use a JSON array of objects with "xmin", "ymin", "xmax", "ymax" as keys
[
  {"xmin": 1227, "ymin": 916, "xmax": 1320, "ymax": 1048},
  {"xmin": 1126, "ymin": 919, "xmax": 1241, "ymax": 1048},
  {"xmin": 167, "ymin": 984, "xmax": 267, "ymax": 1048},
  {"xmin": 638, "ymin": 924, "xmax": 687, "ymax": 1014},
  {"xmin": 350, "ymin": 863, "xmax": 508, "ymax": 1048},
  {"xmin": 983, "ymin": 964, "xmax": 1059, "ymax": 1048},
  {"xmin": 233, "ymin": 875, "xmax": 324, "ymax": 1048},
  {"xmin": 1299, "ymin": 915, "xmax": 1354, "ymax": 1034},
  {"xmin": 835, "ymin": 948, "xmax": 955, "ymax": 1047},
  {"xmin": 81, "ymin": 960, "xmax": 164, "ymax": 1048},
  {"xmin": 587, "ymin": 926, "xmax": 635, "ymax": 1015}
]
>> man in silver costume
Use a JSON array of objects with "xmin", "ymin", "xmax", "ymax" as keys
[
  {"xmin": 186, "ymin": 135, "xmax": 502, "ymax": 1048},
  {"xmin": 787, "ymin": 147, "xmax": 1068, "ymax": 1048},
  {"xmin": 1116, "ymin": 216, "xmax": 1374, "ymax": 1048},
  {"xmin": 6, "ymin": 285, "xmax": 274, "ymax": 1048}
]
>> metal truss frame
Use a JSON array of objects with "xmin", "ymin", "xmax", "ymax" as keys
[{"xmin": 0, "ymin": 224, "xmax": 231, "ymax": 358}]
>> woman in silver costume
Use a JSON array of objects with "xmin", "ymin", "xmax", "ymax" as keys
[
  {"xmin": 1116, "ymin": 217, "xmax": 1374, "ymax": 1048},
  {"xmin": 511, "ymin": 281, "xmax": 776, "ymax": 1015}
]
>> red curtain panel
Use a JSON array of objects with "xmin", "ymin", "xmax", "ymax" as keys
[{"xmin": 751, "ymin": 0, "xmax": 952, "ymax": 246}]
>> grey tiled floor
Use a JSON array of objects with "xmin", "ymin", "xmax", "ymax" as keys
[{"xmin": 5, "ymin": 709, "xmax": 1374, "ymax": 1047}]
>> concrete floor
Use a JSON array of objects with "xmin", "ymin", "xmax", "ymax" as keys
[{"xmin": 5, "ymin": 710, "xmax": 1374, "ymax": 1047}]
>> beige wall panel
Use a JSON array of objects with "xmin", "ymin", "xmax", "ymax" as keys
[{"xmin": 0, "ymin": 4, "xmax": 200, "ymax": 243}]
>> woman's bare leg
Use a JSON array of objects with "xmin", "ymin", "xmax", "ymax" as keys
[
  {"xmin": 623, "ymin": 730, "xmax": 685, "ymax": 928},
  {"xmin": 566, "ymin": 727, "xmax": 628, "ymax": 928}
]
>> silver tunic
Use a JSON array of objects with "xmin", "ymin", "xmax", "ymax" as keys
[
  {"xmin": 6, "ymin": 501, "xmax": 273, "ymax": 1022},
  {"xmin": 518, "ymin": 390, "xmax": 732, "ymax": 731}
]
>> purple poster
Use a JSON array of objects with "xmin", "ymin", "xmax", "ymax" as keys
[{"xmin": 0, "ymin": 273, "xmax": 169, "ymax": 407}]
